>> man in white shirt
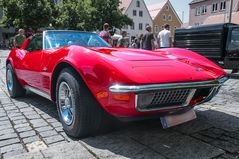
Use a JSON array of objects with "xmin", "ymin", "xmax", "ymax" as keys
[{"xmin": 158, "ymin": 24, "xmax": 172, "ymax": 48}]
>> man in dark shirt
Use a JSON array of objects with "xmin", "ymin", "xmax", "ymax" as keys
[{"xmin": 140, "ymin": 25, "xmax": 155, "ymax": 50}]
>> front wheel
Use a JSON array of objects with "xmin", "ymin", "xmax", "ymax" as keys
[
  {"xmin": 56, "ymin": 68, "xmax": 109, "ymax": 138},
  {"xmin": 6, "ymin": 64, "xmax": 26, "ymax": 98}
]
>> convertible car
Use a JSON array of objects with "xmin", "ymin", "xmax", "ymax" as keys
[{"xmin": 6, "ymin": 30, "xmax": 228, "ymax": 137}]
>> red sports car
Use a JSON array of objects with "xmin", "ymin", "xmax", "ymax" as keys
[{"xmin": 6, "ymin": 30, "xmax": 227, "ymax": 137}]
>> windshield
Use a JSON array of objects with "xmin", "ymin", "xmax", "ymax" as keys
[
  {"xmin": 44, "ymin": 31, "xmax": 110, "ymax": 49},
  {"xmin": 228, "ymin": 28, "xmax": 239, "ymax": 51}
]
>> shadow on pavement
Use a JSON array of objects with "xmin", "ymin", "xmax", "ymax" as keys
[{"xmin": 10, "ymin": 92, "xmax": 239, "ymax": 159}]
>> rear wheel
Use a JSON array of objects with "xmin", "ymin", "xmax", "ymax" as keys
[
  {"xmin": 56, "ymin": 68, "xmax": 111, "ymax": 138},
  {"xmin": 6, "ymin": 64, "xmax": 26, "ymax": 98}
]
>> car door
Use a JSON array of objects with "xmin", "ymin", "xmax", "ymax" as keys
[{"xmin": 14, "ymin": 35, "xmax": 43, "ymax": 89}]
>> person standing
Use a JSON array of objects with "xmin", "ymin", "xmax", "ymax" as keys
[
  {"xmin": 117, "ymin": 31, "xmax": 128, "ymax": 47},
  {"xmin": 14, "ymin": 29, "xmax": 26, "ymax": 48},
  {"xmin": 158, "ymin": 24, "xmax": 172, "ymax": 48},
  {"xmin": 99, "ymin": 23, "xmax": 112, "ymax": 45},
  {"xmin": 140, "ymin": 25, "xmax": 155, "ymax": 50}
]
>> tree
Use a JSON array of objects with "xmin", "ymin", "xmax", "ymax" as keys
[
  {"xmin": 90, "ymin": 0, "xmax": 133, "ymax": 31},
  {"xmin": 1, "ymin": 0, "xmax": 55, "ymax": 30},
  {"xmin": 55, "ymin": 0, "xmax": 94, "ymax": 30},
  {"xmin": 55, "ymin": 0, "xmax": 133, "ymax": 31},
  {"xmin": 1, "ymin": 0, "xmax": 133, "ymax": 31}
]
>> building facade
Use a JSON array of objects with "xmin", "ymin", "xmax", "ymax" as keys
[
  {"xmin": 147, "ymin": 0, "xmax": 182, "ymax": 37},
  {"xmin": 119, "ymin": 0, "xmax": 153, "ymax": 38},
  {"xmin": 189, "ymin": 0, "xmax": 239, "ymax": 26}
]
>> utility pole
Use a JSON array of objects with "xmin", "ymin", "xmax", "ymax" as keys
[{"xmin": 229, "ymin": 0, "xmax": 233, "ymax": 23}]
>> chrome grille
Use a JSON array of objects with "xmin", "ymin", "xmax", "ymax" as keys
[
  {"xmin": 136, "ymin": 88, "xmax": 196, "ymax": 112},
  {"xmin": 150, "ymin": 89, "xmax": 191, "ymax": 106}
]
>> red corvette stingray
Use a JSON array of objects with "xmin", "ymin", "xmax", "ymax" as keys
[{"xmin": 6, "ymin": 30, "xmax": 227, "ymax": 137}]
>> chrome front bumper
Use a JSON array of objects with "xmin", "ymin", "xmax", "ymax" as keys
[{"xmin": 109, "ymin": 77, "xmax": 228, "ymax": 93}]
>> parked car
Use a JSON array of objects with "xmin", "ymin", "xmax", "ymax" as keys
[
  {"xmin": 174, "ymin": 23, "xmax": 239, "ymax": 72},
  {"xmin": 6, "ymin": 30, "xmax": 228, "ymax": 137}
]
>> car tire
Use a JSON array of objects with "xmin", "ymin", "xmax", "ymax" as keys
[
  {"xmin": 56, "ymin": 68, "xmax": 111, "ymax": 138},
  {"xmin": 6, "ymin": 63, "xmax": 26, "ymax": 98}
]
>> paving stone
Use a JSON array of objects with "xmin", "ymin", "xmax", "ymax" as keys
[
  {"xmin": 30, "ymin": 119, "xmax": 48, "ymax": 128},
  {"xmin": 24, "ymin": 114, "xmax": 41, "ymax": 120},
  {"xmin": 19, "ymin": 107, "xmax": 34, "ymax": 112},
  {"xmin": 4, "ymin": 151, "xmax": 44, "ymax": 159},
  {"xmin": 6, "ymin": 110, "xmax": 20, "ymax": 114},
  {"xmin": 127, "ymin": 129, "xmax": 224, "ymax": 159},
  {"xmin": 195, "ymin": 128, "xmax": 239, "ymax": 153},
  {"xmin": 82, "ymin": 134, "xmax": 166, "ymax": 159},
  {"xmin": 50, "ymin": 122, "xmax": 62, "ymax": 128},
  {"xmin": 47, "ymin": 118, "xmax": 58, "ymax": 123},
  {"xmin": 23, "ymin": 136, "xmax": 41, "ymax": 144},
  {"xmin": 0, "ymin": 128, "xmax": 15, "ymax": 135},
  {"xmin": 43, "ymin": 135, "xmax": 65, "ymax": 145},
  {"xmin": 0, "ymin": 112, "xmax": 6, "ymax": 117},
  {"xmin": 60, "ymin": 132, "xmax": 74, "ymax": 142},
  {"xmin": 14, "ymin": 123, "xmax": 30, "ymax": 129},
  {"xmin": 14, "ymin": 102, "xmax": 29, "ymax": 108},
  {"xmin": 0, "ymin": 98, "xmax": 12, "ymax": 104},
  {"xmin": 10, "ymin": 115, "xmax": 25, "ymax": 121},
  {"xmin": 2, "ymin": 149, "xmax": 27, "ymax": 159},
  {"xmin": 214, "ymin": 154, "xmax": 239, "ymax": 159},
  {"xmin": 35, "ymin": 126, "xmax": 54, "ymax": 132},
  {"xmin": 19, "ymin": 130, "xmax": 36, "ymax": 138},
  {"xmin": 0, "ymin": 133, "xmax": 18, "ymax": 141},
  {"xmin": 0, "ymin": 143, "xmax": 25, "ymax": 153},
  {"xmin": 26, "ymin": 141, "xmax": 47, "ymax": 152},
  {"xmin": 4, "ymin": 106, "xmax": 17, "ymax": 111},
  {"xmin": 0, "ymin": 120, "xmax": 11, "ymax": 126},
  {"xmin": 0, "ymin": 138, "xmax": 20, "ymax": 147},
  {"xmin": 55, "ymin": 126, "xmax": 64, "ymax": 133},
  {"xmin": 12, "ymin": 119, "xmax": 28, "ymax": 125},
  {"xmin": 16, "ymin": 126, "xmax": 33, "ymax": 133},
  {"xmin": 39, "ymin": 130, "xmax": 58, "ymax": 138},
  {"xmin": 197, "ymin": 110, "xmax": 239, "ymax": 131},
  {"xmin": 8, "ymin": 113, "xmax": 23, "ymax": 118},
  {"xmin": 42, "ymin": 142, "xmax": 95, "ymax": 159}
]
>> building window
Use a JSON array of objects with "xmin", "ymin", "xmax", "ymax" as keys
[
  {"xmin": 139, "ymin": 23, "xmax": 143, "ymax": 30},
  {"xmin": 201, "ymin": 5, "xmax": 207, "ymax": 14},
  {"xmin": 122, "ymin": 25, "xmax": 128, "ymax": 29},
  {"xmin": 162, "ymin": 25, "xmax": 164, "ymax": 30},
  {"xmin": 154, "ymin": 25, "xmax": 159, "ymax": 33},
  {"xmin": 162, "ymin": 14, "xmax": 166, "ymax": 21},
  {"xmin": 168, "ymin": 15, "xmax": 172, "ymax": 21},
  {"xmin": 133, "ymin": 10, "xmax": 137, "ymax": 16},
  {"xmin": 136, "ymin": 1, "xmax": 140, "ymax": 7},
  {"xmin": 139, "ymin": 11, "xmax": 143, "ymax": 17},
  {"xmin": 195, "ymin": 7, "xmax": 201, "ymax": 15},
  {"xmin": 220, "ymin": 1, "xmax": 226, "ymax": 10},
  {"xmin": 212, "ymin": 3, "xmax": 218, "ymax": 12},
  {"xmin": 131, "ymin": 23, "xmax": 135, "ymax": 30}
]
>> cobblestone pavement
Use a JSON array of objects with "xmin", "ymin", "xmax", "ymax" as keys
[{"xmin": 1, "ymin": 50, "xmax": 239, "ymax": 159}]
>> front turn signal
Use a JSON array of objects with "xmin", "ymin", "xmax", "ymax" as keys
[{"xmin": 113, "ymin": 94, "xmax": 130, "ymax": 101}]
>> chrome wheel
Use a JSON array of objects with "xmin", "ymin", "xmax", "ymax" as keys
[
  {"xmin": 6, "ymin": 69, "xmax": 13, "ymax": 92},
  {"xmin": 58, "ymin": 81, "xmax": 74, "ymax": 126}
]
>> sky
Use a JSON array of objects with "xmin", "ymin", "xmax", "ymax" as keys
[{"xmin": 145, "ymin": 0, "xmax": 192, "ymax": 23}]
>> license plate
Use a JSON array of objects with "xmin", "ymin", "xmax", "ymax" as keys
[{"xmin": 160, "ymin": 109, "xmax": 197, "ymax": 129}]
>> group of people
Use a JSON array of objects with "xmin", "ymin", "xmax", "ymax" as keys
[
  {"xmin": 14, "ymin": 23, "xmax": 172, "ymax": 50},
  {"xmin": 99, "ymin": 23, "xmax": 172, "ymax": 50}
]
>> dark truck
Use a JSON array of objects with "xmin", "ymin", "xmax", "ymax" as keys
[{"xmin": 174, "ymin": 23, "xmax": 239, "ymax": 73}]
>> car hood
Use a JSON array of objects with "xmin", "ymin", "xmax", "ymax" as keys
[{"xmin": 91, "ymin": 47, "xmax": 226, "ymax": 84}]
